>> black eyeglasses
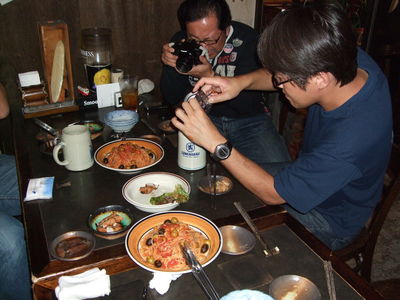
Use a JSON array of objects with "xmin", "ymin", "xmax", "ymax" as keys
[
  {"xmin": 190, "ymin": 31, "xmax": 223, "ymax": 46},
  {"xmin": 272, "ymin": 74, "xmax": 293, "ymax": 88}
]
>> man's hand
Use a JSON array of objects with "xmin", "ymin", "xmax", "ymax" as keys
[
  {"xmin": 192, "ymin": 76, "xmax": 243, "ymax": 104},
  {"xmin": 171, "ymin": 98, "xmax": 226, "ymax": 153},
  {"xmin": 181, "ymin": 55, "xmax": 214, "ymax": 78},
  {"xmin": 161, "ymin": 42, "xmax": 178, "ymax": 68}
]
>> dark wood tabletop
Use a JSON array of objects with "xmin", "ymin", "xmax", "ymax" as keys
[{"xmin": 11, "ymin": 105, "xmax": 383, "ymax": 300}]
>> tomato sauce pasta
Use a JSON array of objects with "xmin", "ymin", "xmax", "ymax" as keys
[
  {"xmin": 139, "ymin": 217, "xmax": 211, "ymax": 271},
  {"xmin": 101, "ymin": 143, "xmax": 156, "ymax": 169}
]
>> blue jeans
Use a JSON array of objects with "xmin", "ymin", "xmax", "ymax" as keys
[
  {"xmin": 210, "ymin": 113, "xmax": 291, "ymax": 166},
  {"xmin": 0, "ymin": 155, "xmax": 21, "ymax": 216},
  {"xmin": 0, "ymin": 155, "xmax": 32, "ymax": 300},
  {"xmin": 284, "ymin": 205, "xmax": 355, "ymax": 250}
]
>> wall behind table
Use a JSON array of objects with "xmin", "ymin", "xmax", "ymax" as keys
[{"xmin": 0, "ymin": 0, "xmax": 183, "ymax": 108}]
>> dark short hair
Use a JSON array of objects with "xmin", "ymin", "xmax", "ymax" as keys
[
  {"xmin": 258, "ymin": 0, "xmax": 357, "ymax": 88},
  {"xmin": 177, "ymin": 0, "xmax": 232, "ymax": 31}
]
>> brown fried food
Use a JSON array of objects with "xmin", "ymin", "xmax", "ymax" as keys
[{"xmin": 139, "ymin": 183, "xmax": 159, "ymax": 194}]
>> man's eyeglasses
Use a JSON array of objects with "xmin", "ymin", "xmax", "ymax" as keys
[
  {"xmin": 190, "ymin": 31, "xmax": 223, "ymax": 46},
  {"xmin": 272, "ymin": 74, "xmax": 293, "ymax": 88}
]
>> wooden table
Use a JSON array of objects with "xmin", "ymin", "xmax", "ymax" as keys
[{"xmin": 11, "ymin": 106, "xmax": 383, "ymax": 299}]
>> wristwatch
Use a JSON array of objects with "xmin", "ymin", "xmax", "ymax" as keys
[{"xmin": 211, "ymin": 140, "xmax": 233, "ymax": 161}]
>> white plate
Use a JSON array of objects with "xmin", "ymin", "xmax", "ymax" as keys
[{"xmin": 122, "ymin": 172, "xmax": 190, "ymax": 213}]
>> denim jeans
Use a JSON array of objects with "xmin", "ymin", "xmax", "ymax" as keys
[
  {"xmin": 210, "ymin": 113, "xmax": 291, "ymax": 166},
  {"xmin": 0, "ymin": 155, "xmax": 21, "ymax": 216},
  {"xmin": 0, "ymin": 155, "xmax": 32, "ymax": 300},
  {"xmin": 284, "ymin": 204, "xmax": 355, "ymax": 250}
]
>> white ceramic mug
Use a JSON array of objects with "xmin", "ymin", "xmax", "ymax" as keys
[
  {"xmin": 177, "ymin": 131, "xmax": 206, "ymax": 170},
  {"xmin": 53, "ymin": 125, "xmax": 93, "ymax": 171}
]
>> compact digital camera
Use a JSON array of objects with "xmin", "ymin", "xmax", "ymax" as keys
[{"xmin": 172, "ymin": 39, "xmax": 203, "ymax": 73}]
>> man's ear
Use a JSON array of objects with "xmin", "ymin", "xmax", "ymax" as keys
[{"xmin": 310, "ymin": 72, "xmax": 332, "ymax": 89}]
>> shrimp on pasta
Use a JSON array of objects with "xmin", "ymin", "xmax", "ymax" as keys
[
  {"xmin": 101, "ymin": 143, "xmax": 156, "ymax": 169},
  {"xmin": 139, "ymin": 217, "xmax": 211, "ymax": 271}
]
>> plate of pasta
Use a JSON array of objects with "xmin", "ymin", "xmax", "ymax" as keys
[
  {"xmin": 125, "ymin": 211, "xmax": 223, "ymax": 274},
  {"xmin": 94, "ymin": 138, "xmax": 164, "ymax": 174}
]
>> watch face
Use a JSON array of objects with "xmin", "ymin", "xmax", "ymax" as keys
[{"xmin": 217, "ymin": 144, "xmax": 230, "ymax": 159}]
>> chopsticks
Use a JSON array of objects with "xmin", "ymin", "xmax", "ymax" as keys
[
  {"xmin": 207, "ymin": 162, "xmax": 217, "ymax": 210},
  {"xmin": 234, "ymin": 201, "xmax": 280, "ymax": 257},
  {"xmin": 324, "ymin": 260, "xmax": 337, "ymax": 300},
  {"xmin": 181, "ymin": 244, "xmax": 220, "ymax": 300}
]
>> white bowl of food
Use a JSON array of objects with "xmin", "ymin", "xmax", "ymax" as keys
[
  {"xmin": 94, "ymin": 138, "xmax": 164, "ymax": 174},
  {"xmin": 122, "ymin": 172, "xmax": 190, "ymax": 213}
]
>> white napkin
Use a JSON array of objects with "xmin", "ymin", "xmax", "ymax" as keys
[
  {"xmin": 149, "ymin": 272, "xmax": 182, "ymax": 295},
  {"xmin": 55, "ymin": 268, "xmax": 110, "ymax": 300}
]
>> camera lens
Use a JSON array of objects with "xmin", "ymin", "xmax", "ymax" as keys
[{"xmin": 176, "ymin": 56, "xmax": 195, "ymax": 73}]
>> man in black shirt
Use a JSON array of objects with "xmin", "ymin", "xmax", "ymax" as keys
[{"xmin": 160, "ymin": 0, "xmax": 290, "ymax": 167}]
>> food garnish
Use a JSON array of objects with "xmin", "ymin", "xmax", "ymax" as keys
[{"xmin": 149, "ymin": 184, "xmax": 189, "ymax": 205}]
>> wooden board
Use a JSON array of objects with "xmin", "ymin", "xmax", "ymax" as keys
[{"xmin": 38, "ymin": 21, "xmax": 75, "ymax": 104}]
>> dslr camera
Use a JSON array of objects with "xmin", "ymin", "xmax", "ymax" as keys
[{"xmin": 172, "ymin": 39, "xmax": 203, "ymax": 73}]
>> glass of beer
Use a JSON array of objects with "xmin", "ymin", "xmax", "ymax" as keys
[{"xmin": 118, "ymin": 75, "xmax": 139, "ymax": 111}]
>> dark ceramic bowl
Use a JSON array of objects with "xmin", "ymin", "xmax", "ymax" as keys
[{"xmin": 88, "ymin": 205, "xmax": 133, "ymax": 240}]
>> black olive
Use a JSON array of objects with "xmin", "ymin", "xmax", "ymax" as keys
[
  {"xmin": 148, "ymin": 152, "xmax": 155, "ymax": 159},
  {"xmin": 146, "ymin": 238, "xmax": 153, "ymax": 246},
  {"xmin": 201, "ymin": 243, "xmax": 209, "ymax": 253},
  {"xmin": 119, "ymin": 165, "xmax": 125, "ymax": 169},
  {"xmin": 164, "ymin": 219, "xmax": 172, "ymax": 224},
  {"xmin": 130, "ymin": 164, "xmax": 137, "ymax": 169},
  {"xmin": 158, "ymin": 227, "xmax": 165, "ymax": 235},
  {"xmin": 154, "ymin": 260, "xmax": 162, "ymax": 268},
  {"xmin": 103, "ymin": 158, "xmax": 109, "ymax": 164}
]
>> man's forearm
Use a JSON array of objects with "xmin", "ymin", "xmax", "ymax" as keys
[
  {"xmin": 221, "ymin": 149, "xmax": 285, "ymax": 205},
  {"xmin": 237, "ymin": 68, "xmax": 275, "ymax": 91}
]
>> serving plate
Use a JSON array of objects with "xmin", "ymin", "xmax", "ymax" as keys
[
  {"xmin": 125, "ymin": 211, "xmax": 222, "ymax": 274},
  {"xmin": 71, "ymin": 120, "xmax": 104, "ymax": 140},
  {"xmin": 219, "ymin": 225, "xmax": 256, "ymax": 255},
  {"xmin": 198, "ymin": 175, "xmax": 233, "ymax": 195},
  {"xmin": 122, "ymin": 172, "xmax": 190, "ymax": 213},
  {"xmin": 269, "ymin": 275, "xmax": 321, "ymax": 300},
  {"xmin": 50, "ymin": 231, "xmax": 95, "ymax": 261},
  {"xmin": 94, "ymin": 138, "xmax": 164, "ymax": 174}
]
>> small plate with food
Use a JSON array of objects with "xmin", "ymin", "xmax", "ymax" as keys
[
  {"xmin": 71, "ymin": 120, "xmax": 104, "ymax": 140},
  {"xmin": 94, "ymin": 138, "xmax": 164, "ymax": 174},
  {"xmin": 125, "ymin": 211, "xmax": 222, "ymax": 274},
  {"xmin": 122, "ymin": 172, "xmax": 190, "ymax": 213},
  {"xmin": 50, "ymin": 231, "xmax": 95, "ymax": 261},
  {"xmin": 88, "ymin": 205, "xmax": 133, "ymax": 240},
  {"xmin": 198, "ymin": 175, "xmax": 233, "ymax": 195}
]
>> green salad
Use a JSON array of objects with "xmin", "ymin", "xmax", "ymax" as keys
[{"xmin": 150, "ymin": 184, "xmax": 189, "ymax": 205}]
